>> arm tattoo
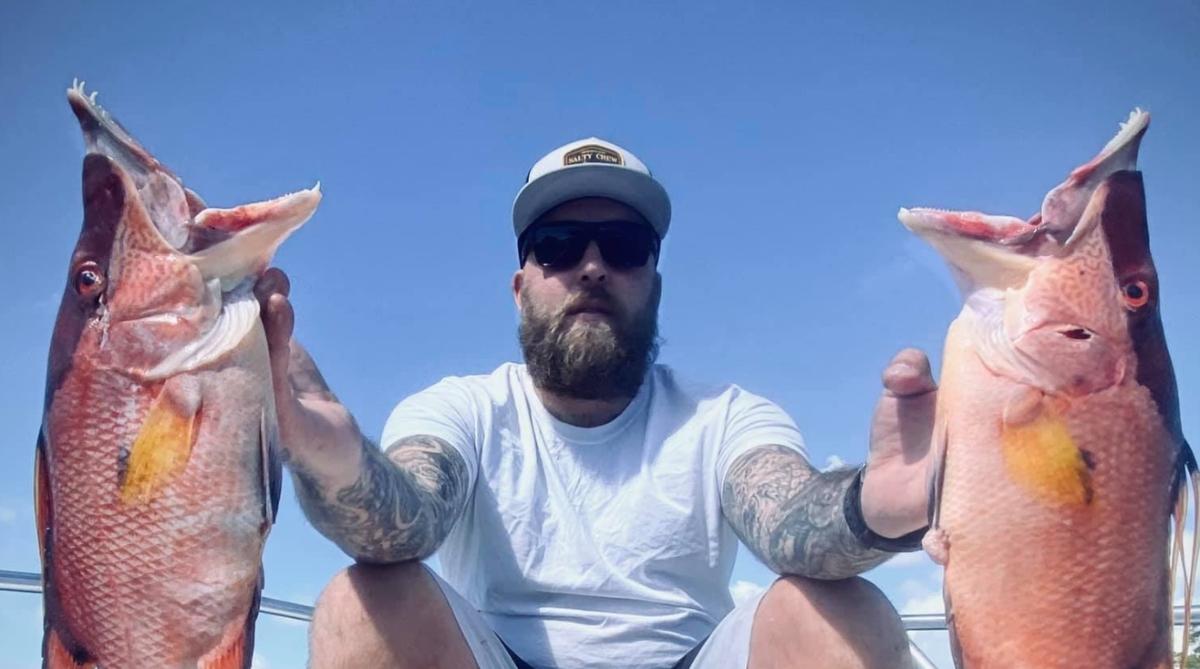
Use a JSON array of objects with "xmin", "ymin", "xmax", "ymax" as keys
[
  {"xmin": 722, "ymin": 445, "xmax": 891, "ymax": 579},
  {"xmin": 291, "ymin": 434, "xmax": 469, "ymax": 564}
]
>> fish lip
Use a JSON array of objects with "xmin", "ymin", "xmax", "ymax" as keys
[
  {"xmin": 1040, "ymin": 109, "xmax": 1150, "ymax": 247},
  {"xmin": 67, "ymin": 80, "xmax": 170, "ymax": 183},
  {"xmin": 899, "ymin": 108, "xmax": 1151, "ymax": 252},
  {"xmin": 1067, "ymin": 109, "xmax": 1149, "ymax": 185},
  {"xmin": 899, "ymin": 207, "xmax": 1041, "ymax": 246}
]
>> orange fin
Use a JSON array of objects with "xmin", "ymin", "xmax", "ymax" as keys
[
  {"xmin": 44, "ymin": 627, "xmax": 94, "ymax": 669},
  {"xmin": 35, "ymin": 431, "xmax": 51, "ymax": 566},
  {"xmin": 120, "ymin": 379, "xmax": 201, "ymax": 505},
  {"xmin": 1000, "ymin": 398, "xmax": 1093, "ymax": 507}
]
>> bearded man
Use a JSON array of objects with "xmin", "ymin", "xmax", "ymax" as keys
[{"xmin": 255, "ymin": 138, "xmax": 937, "ymax": 669}]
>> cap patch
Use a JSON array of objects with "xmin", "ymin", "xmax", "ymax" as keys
[{"xmin": 564, "ymin": 144, "xmax": 623, "ymax": 167}]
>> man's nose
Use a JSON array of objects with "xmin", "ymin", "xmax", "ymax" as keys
[{"xmin": 576, "ymin": 241, "xmax": 608, "ymax": 283}]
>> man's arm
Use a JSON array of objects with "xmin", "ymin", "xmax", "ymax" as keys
[
  {"xmin": 255, "ymin": 268, "xmax": 469, "ymax": 563},
  {"xmin": 290, "ymin": 434, "xmax": 469, "ymax": 564},
  {"xmin": 721, "ymin": 349, "xmax": 939, "ymax": 579},
  {"xmin": 722, "ymin": 445, "xmax": 891, "ymax": 579}
]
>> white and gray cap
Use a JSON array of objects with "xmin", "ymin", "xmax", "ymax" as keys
[{"xmin": 512, "ymin": 137, "xmax": 671, "ymax": 240}]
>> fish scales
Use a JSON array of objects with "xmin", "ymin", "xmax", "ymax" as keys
[
  {"xmin": 900, "ymin": 112, "xmax": 1192, "ymax": 669},
  {"xmin": 47, "ymin": 349, "xmax": 269, "ymax": 664},
  {"xmin": 37, "ymin": 81, "xmax": 320, "ymax": 668},
  {"xmin": 938, "ymin": 322, "xmax": 1174, "ymax": 667}
]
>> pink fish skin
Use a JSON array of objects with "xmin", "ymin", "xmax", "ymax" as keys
[
  {"xmin": 36, "ymin": 81, "xmax": 319, "ymax": 669},
  {"xmin": 900, "ymin": 110, "xmax": 1193, "ymax": 669}
]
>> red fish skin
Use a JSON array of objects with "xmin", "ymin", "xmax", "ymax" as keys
[
  {"xmin": 39, "ymin": 82, "xmax": 315, "ymax": 668},
  {"xmin": 903, "ymin": 111, "xmax": 1187, "ymax": 668},
  {"xmin": 43, "ymin": 326, "xmax": 272, "ymax": 668},
  {"xmin": 936, "ymin": 319, "xmax": 1175, "ymax": 668}
]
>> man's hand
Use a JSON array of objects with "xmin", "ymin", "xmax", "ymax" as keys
[
  {"xmin": 861, "ymin": 348, "xmax": 938, "ymax": 539},
  {"xmin": 254, "ymin": 268, "xmax": 366, "ymax": 486}
]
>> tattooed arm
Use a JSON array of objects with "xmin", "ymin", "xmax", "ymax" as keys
[
  {"xmin": 291, "ymin": 434, "xmax": 469, "ymax": 563},
  {"xmin": 277, "ymin": 339, "xmax": 470, "ymax": 562},
  {"xmin": 721, "ymin": 445, "xmax": 892, "ymax": 579},
  {"xmin": 253, "ymin": 269, "xmax": 469, "ymax": 563},
  {"xmin": 720, "ymin": 350, "xmax": 939, "ymax": 579},
  {"xmin": 275, "ymin": 342, "xmax": 469, "ymax": 563}
]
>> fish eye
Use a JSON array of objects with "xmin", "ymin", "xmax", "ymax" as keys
[
  {"xmin": 73, "ymin": 262, "xmax": 106, "ymax": 299},
  {"xmin": 1122, "ymin": 280, "xmax": 1150, "ymax": 309}
]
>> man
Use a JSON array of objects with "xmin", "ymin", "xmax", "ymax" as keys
[{"xmin": 254, "ymin": 138, "xmax": 937, "ymax": 668}]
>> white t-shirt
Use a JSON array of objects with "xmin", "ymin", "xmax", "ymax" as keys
[{"xmin": 381, "ymin": 363, "xmax": 807, "ymax": 668}]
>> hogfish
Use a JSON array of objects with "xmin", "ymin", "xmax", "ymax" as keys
[
  {"xmin": 899, "ymin": 110, "xmax": 1195, "ymax": 668},
  {"xmin": 36, "ymin": 81, "xmax": 319, "ymax": 668}
]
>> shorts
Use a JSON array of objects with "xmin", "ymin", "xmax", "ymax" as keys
[{"xmin": 426, "ymin": 566, "xmax": 766, "ymax": 669}]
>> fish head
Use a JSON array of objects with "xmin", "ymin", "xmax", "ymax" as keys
[
  {"xmin": 48, "ymin": 82, "xmax": 320, "ymax": 391},
  {"xmin": 899, "ymin": 110, "xmax": 1177, "ymax": 416}
]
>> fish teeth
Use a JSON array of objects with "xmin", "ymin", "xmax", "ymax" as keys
[
  {"xmin": 68, "ymin": 78, "xmax": 112, "ymax": 120},
  {"xmin": 1098, "ymin": 108, "xmax": 1150, "ymax": 156}
]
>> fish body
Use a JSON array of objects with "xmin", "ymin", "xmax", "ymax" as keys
[
  {"xmin": 37, "ymin": 82, "xmax": 320, "ymax": 668},
  {"xmin": 900, "ymin": 111, "xmax": 1190, "ymax": 668}
]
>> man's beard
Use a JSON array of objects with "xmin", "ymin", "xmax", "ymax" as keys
[{"xmin": 519, "ymin": 279, "xmax": 661, "ymax": 401}]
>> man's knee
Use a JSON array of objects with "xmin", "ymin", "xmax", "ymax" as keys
[
  {"xmin": 750, "ymin": 576, "xmax": 912, "ymax": 669},
  {"xmin": 310, "ymin": 562, "xmax": 476, "ymax": 669},
  {"xmin": 314, "ymin": 561, "xmax": 429, "ymax": 621}
]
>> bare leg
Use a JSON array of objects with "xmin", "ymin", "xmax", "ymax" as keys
[
  {"xmin": 748, "ymin": 576, "xmax": 912, "ymax": 669},
  {"xmin": 309, "ymin": 562, "xmax": 479, "ymax": 669}
]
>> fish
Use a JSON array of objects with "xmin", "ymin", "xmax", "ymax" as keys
[
  {"xmin": 35, "ymin": 80, "xmax": 320, "ymax": 668},
  {"xmin": 899, "ymin": 110, "xmax": 1195, "ymax": 669}
]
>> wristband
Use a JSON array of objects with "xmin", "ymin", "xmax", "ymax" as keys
[{"xmin": 843, "ymin": 466, "xmax": 927, "ymax": 553}]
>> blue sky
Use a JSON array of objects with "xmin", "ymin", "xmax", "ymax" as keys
[{"xmin": 1, "ymin": 2, "xmax": 1198, "ymax": 667}]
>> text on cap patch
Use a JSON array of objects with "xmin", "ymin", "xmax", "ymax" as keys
[{"xmin": 564, "ymin": 145, "xmax": 624, "ymax": 167}]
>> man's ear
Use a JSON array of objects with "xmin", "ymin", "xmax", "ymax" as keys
[{"xmin": 512, "ymin": 269, "xmax": 524, "ymax": 311}]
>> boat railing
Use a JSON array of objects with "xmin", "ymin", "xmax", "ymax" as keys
[{"xmin": 5, "ymin": 568, "xmax": 1197, "ymax": 668}]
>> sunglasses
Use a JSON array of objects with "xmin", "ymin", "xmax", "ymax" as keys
[{"xmin": 519, "ymin": 221, "xmax": 660, "ymax": 271}]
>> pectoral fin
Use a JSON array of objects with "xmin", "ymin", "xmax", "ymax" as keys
[
  {"xmin": 35, "ymin": 431, "xmax": 51, "ymax": 565},
  {"xmin": 260, "ymin": 406, "xmax": 282, "ymax": 529},
  {"xmin": 1000, "ymin": 393, "xmax": 1093, "ymax": 507},
  {"xmin": 922, "ymin": 417, "xmax": 951, "ymax": 566},
  {"xmin": 120, "ymin": 378, "xmax": 202, "ymax": 505}
]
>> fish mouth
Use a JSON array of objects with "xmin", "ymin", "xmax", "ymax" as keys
[
  {"xmin": 898, "ymin": 109, "xmax": 1150, "ymax": 291},
  {"xmin": 897, "ymin": 209, "xmax": 1040, "ymax": 245},
  {"xmin": 190, "ymin": 184, "xmax": 322, "ymax": 290},
  {"xmin": 1065, "ymin": 109, "xmax": 1149, "ymax": 186},
  {"xmin": 68, "ymin": 80, "xmax": 177, "ymax": 193},
  {"xmin": 70, "ymin": 79, "xmax": 321, "ymax": 290}
]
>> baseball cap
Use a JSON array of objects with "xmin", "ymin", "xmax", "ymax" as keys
[{"xmin": 512, "ymin": 137, "xmax": 671, "ymax": 240}]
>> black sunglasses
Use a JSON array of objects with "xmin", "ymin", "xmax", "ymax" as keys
[{"xmin": 518, "ymin": 221, "xmax": 660, "ymax": 271}]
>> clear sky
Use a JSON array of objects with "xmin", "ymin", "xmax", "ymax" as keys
[{"xmin": 1, "ymin": 2, "xmax": 1198, "ymax": 667}]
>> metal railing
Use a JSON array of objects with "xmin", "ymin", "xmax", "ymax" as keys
[
  {"xmin": 7, "ymin": 568, "xmax": 1198, "ymax": 668},
  {"xmin": 0, "ymin": 569, "xmax": 314, "ymax": 622},
  {"xmin": 0, "ymin": 568, "xmax": 933, "ymax": 665}
]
